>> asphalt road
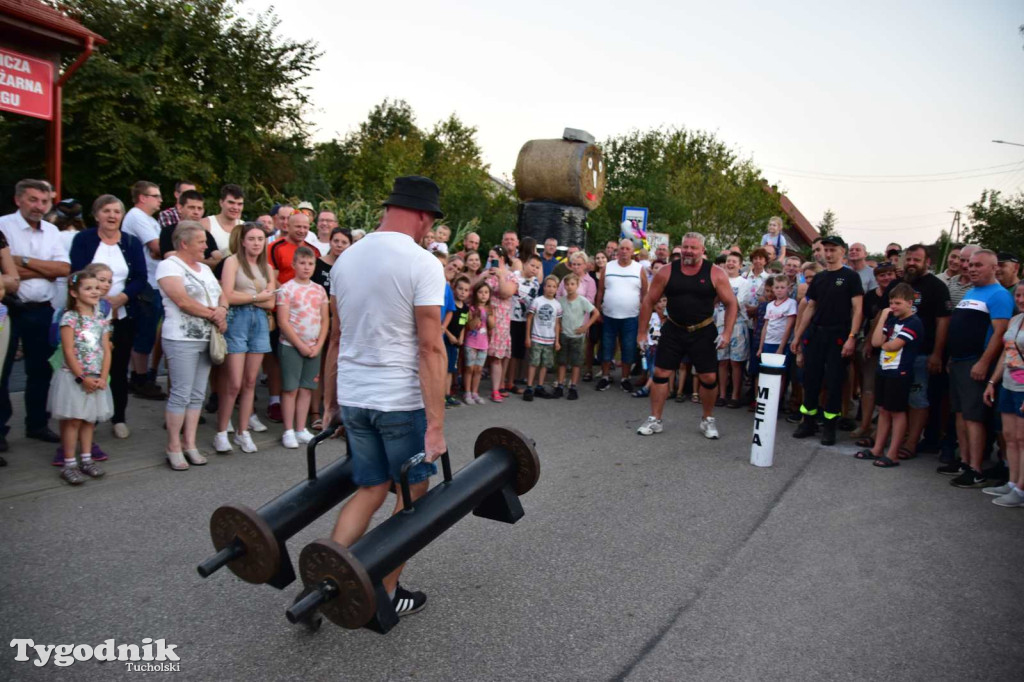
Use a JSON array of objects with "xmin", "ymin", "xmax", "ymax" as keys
[{"xmin": 1, "ymin": 382, "xmax": 1021, "ymax": 681}]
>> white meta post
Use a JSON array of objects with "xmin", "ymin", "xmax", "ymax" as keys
[{"xmin": 750, "ymin": 353, "xmax": 787, "ymax": 467}]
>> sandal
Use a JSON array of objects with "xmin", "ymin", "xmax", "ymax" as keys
[
  {"xmin": 854, "ymin": 449, "xmax": 879, "ymax": 460},
  {"xmin": 582, "ymin": 372, "xmax": 593, "ymax": 382},
  {"xmin": 897, "ymin": 447, "xmax": 917, "ymax": 460},
  {"xmin": 310, "ymin": 413, "xmax": 323, "ymax": 431},
  {"xmin": 726, "ymin": 398, "xmax": 741, "ymax": 409},
  {"xmin": 633, "ymin": 387, "xmax": 650, "ymax": 398},
  {"xmin": 691, "ymin": 393, "xmax": 700, "ymax": 403},
  {"xmin": 714, "ymin": 397, "xmax": 727, "ymax": 407},
  {"xmin": 184, "ymin": 449, "xmax": 208, "ymax": 466},
  {"xmin": 166, "ymin": 451, "xmax": 189, "ymax": 471},
  {"xmin": 855, "ymin": 437, "xmax": 875, "ymax": 448},
  {"xmin": 675, "ymin": 392, "xmax": 686, "ymax": 403},
  {"xmin": 873, "ymin": 456, "xmax": 900, "ymax": 468}
]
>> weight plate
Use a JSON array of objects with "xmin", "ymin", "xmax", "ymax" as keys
[
  {"xmin": 299, "ymin": 540, "xmax": 375, "ymax": 629},
  {"xmin": 210, "ymin": 504, "xmax": 279, "ymax": 585},
  {"xmin": 473, "ymin": 427, "xmax": 541, "ymax": 495}
]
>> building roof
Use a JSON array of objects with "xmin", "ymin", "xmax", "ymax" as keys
[
  {"xmin": 0, "ymin": 0, "xmax": 106, "ymax": 51},
  {"xmin": 777, "ymin": 192, "xmax": 819, "ymax": 245}
]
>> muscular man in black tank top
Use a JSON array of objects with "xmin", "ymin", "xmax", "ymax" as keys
[{"xmin": 636, "ymin": 232, "xmax": 738, "ymax": 440}]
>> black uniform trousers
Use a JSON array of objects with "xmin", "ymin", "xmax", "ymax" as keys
[{"xmin": 799, "ymin": 325, "xmax": 848, "ymax": 419}]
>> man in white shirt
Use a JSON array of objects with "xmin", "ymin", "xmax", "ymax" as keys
[
  {"xmin": 848, "ymin": 242, "xmax": 877, "ymax": 293},
  {"xmin": 0, "ymin": 179, "xmax": 72, "ymax": 447},
  {"xmin": 120, "ymin": 180, "xmax": 167, "ymax": 400},
  {"xmin": 313, "ymin": 210, "xmax": 337, "ymax": 256},
  {"xmin": 327, "ymin": 175, "xmax": 447, "ymax": 618},
  {"xmin": 595, "ymin": 239, "xmax": 648, "ymax": 392}
]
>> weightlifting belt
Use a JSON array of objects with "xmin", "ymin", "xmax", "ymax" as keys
[{"xmin": 665, "ymin": 315, "xmax": 714, "ymax": 333}]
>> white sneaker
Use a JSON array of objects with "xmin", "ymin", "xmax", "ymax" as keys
[
  {"xmin": 233, "ymin": 430, "xmax": 257, "ymax": 453},
  {"xmin": 637, "ymin": 416, "xmax": 663, "ymax": 436},
  {"xmin": 226, "ymin": 419, "xmax": 235, "ymax": 434},
  {"xmin": 700, "ymin": 417, "xmax": 720, "ymax": 439},
  {"xmin": 982, "ymin": 483, "xmax": 1013, "ymax": 497},
  {"xmin": 112, "ymin": 422, "xmax": 130, "ymax": 439},
  {"xmin": 248, "ymin": 414, "xmax": 268, "ymax": 433},
  {"xmin": 296, "ymin": 428, "xmax": 315, "ymax": 444},
  {"xmin": 992, "ymin": 488, "xmax": 1024, "ymax": 508},
  {"xmin": 213, "ymin": 431, "xmax": 232, "ymax": 453},
  {"xmin": 282, "ymin": 430, "xmax": 299, "ymax": 449}
]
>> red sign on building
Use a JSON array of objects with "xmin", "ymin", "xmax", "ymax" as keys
[{"xmin": 0, "ymin": 46, "xmax": 53, "ymax": 120}]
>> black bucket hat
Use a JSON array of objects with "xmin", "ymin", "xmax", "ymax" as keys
[{"xmin": 382, "ymin": 176, "xmax": 444, "ymax": 219}]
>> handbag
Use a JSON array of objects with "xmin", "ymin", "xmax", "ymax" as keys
[{"xmin": 174, "ymin": 258, "xmax": 227, "ymax": 365}]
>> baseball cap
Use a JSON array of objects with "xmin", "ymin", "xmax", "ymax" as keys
[
  {"xmin": 997, "ymin": 251, "xmax": 1019, "ymax": 264},
  {"xmin": 820, "ymin": 235, "xmax": 847, "ymax": 248}
]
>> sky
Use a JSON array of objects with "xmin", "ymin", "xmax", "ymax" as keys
[{"xmin": 247, "ymin": 0, "xmax": 1024, "ymax": 252}]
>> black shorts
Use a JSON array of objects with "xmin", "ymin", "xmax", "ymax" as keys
[
  {"xmin": 588, "ymin": 321, "xmax": 602, "ymax": 345},
  {"xmin": 655, "ymin": 322, "xmax": 717, "ymax": 375},
  {"xmin": 510, "ymin": 320, "xmax": 527, "ymax": 360},
  {"xmin": 876, "ymin": 372, "xmax": 911, "ymax": 413}
]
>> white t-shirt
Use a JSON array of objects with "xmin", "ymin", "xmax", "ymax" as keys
[
  {"xmin": 205, "ymin": 216, "xmax": 240, "ymax": 253},
  {"xmin": 602, "ymin": 259, "xmax": 643, "ymax": 319},
  {"xmin": 528, "ymin": 296, "xmax": 562, "ymax": 344},
  {"xmin": 312, "ymin": 240, "xmax": 331, "ymax": 257},
  {"xmin": 92, "ymin": 241, "xmax": 130, "ymax": 320},
  {"xmin": 762, "ymin": 298, "xmax": 798, "ymax": 345},
  {"xmin": 156, "ymin": 256, "xmax": 223, "ymax": 342},
  {"xmin": 332, "ymin": 231, "xmax": 446, "ymax": 411},
  {"xmin": 122, "ymin": 207, "xmax": 161, "ymax": 288}
]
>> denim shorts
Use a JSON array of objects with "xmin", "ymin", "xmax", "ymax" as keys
[
  {"xmin": 225, "ymin": 305, "xmax": 271, "ymax": 354},
  {"xmin": 444, "ymin": 338, "xmax": 459, "ymax": 373},
  {"xmin": 465, "ymin": 347, "xmax": 488, "ymax": 367},
  {"xmin": 601, "ymin": 316, "xmax": 638, "ymax": 365},
  {"xmin": 998, "ymin": 386, "xmax": 1024, "ymax": 415},
  {"xmin": 908, "ymin": 354, "xmax": 930, "ymax": 410},
  {"xmin": 133, "ymin": 289, "xmax": 163, "ymax": 354},
  {"xmin": 341, "ymin": 406, "xmax": 437, "ymax": 486}
]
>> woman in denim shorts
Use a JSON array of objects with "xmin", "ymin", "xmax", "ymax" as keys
[{"xmin": 215, "ymin": 223, "xmax": 277, "ymax": 453}]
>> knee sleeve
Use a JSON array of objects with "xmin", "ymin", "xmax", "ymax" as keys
[
  {"xmin": 699, "ymin": 377, "xmax": 718, "ymax": 390},
  {"xmin": 652, "ymin": 375, "xmax": 669, "ymax": 384}
]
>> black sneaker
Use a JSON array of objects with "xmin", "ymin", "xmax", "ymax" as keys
[
  {"xmin": 950, "ymin": 468, "xmax": 988, "ymax": 488},
  {"xmin": 392, "ymin": 584, "xmax": 426, "ymax": 617},
  {"xmin": 937, "ymin": 461, "xmax": 966, "ymax": 476},
  {"xmin": 620, "ymin": 378, "xmax": 633, "ymax": 392},
  {"xmin": 596, "ymin": 376, "xmax": 611, "ymax": 391},
  {"xmin": 523, "ymin": 387, "xmax": 534, "ymax": 402},
  {"xmin": 567, "ymin": 387, "xmax": 578, "ymax": 400},
  {"xmin": 552, "ymin": 385, "xmax": 564, "ymax": 399},
  {"xmin": 785, "ymin": 413, "xmax": 803, "ymax": 424},
  {"xmin": 205, "ymin": 392, "xmax": 219, "ymax": 414},
  {"xmin": 534, "ymin": 386, "xmax": 552, "ymax": 399},
  {"xmin": 981, "ymin": 464, "xmax": 1009, "ymax": 484}
]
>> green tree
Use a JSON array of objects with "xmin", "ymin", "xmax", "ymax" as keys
[
  {"xmin": 594, "ymin": 127, "xmax": 781, "ymax": 252},
  {"xmin": 308, "ymin": 100, "xmax": 516, "ymax": 246},
  {"xmin": 963, "ymin": 190, "xmax": 1024, "ymax": 254},
  {"xmin": 0, "ymin": 0, "xmax": 320, "ymax": 212},
  {"xmin": 816, "ymin": 209, "xmax": 837, "ymax": 237}
]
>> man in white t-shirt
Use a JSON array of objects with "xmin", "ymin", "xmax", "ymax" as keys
[
  {"xmin": 326, "ymin": 175, "xmax": 447, "ymax": 618},
  {"xmin": 595, "ymin": 239, "xmax": 648, "ymax": 392},
  {"xmin": 313, "ymin": 210, "xmax": 338, "ymax": 256},
  {"xmin": 120, "ymin": 180, "xmax": 167, "ymax": 400}
]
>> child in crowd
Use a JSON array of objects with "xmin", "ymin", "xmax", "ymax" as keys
[
  {"xmin": 49, "ymin": 271, "xmax": 113, "ymax": 485},
  {"xmin": 275, "ymin": 247, "xmax": 328, "ymax": 449},
  {"xmin": 756, "ymin": 275, "xmax": 797, "ymax": 405},
  {"xmin": 760, "ymin": 216, "xmax": 787, "ymax": 262},
  {"xmin": 463, "ymin": 281, "xmax": 493, "ymax": 405},
  {"xmin": 634, "ymin": 296, "xmax": 667, "ymax": 398},
  {"xmin": 523, "ymin": 276, "xmax": 562, "ymax": 401},
  {"xmin": 445, "ymin": 276, "xmax": 470, "ymax": 408},
  {"xmin": 508, "ymin": 253, "xmax": 542, "ymax": 393},
  {"xmin": 555, "ymin": 273, "xmax": 600, "ymax": 400},
  {"xmin": 856, "ymin": 283, "xmax": 923, "ymax": 468}
]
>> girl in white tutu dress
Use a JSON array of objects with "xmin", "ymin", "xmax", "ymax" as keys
[{"xmin": 49, "ymin": 270, "xmax": 113, "ymax": 485}]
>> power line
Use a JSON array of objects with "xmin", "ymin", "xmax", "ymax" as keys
[
  {"xmin": 764, "ymin": 167, "xmax": 1024, "ymax": 184},
  {"xmin": 837, "ymin": 211, "xmax": 950, "ymax": 224},
  {"xmin": 761, "ymin": 159, "xmax": 1024, "ymax": 179},
  {"xmin": 840, "ymin": 222, "xmax": 950, "ymax": 233}
]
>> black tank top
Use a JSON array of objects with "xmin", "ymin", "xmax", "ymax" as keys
[{"xmin": 665, "ymin": 259, "xmax": 716, "ymax": 326}]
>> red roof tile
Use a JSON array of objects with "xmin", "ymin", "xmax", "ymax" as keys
[{"xmin": 0, "ymin": 0, "xmax": 106, "ymax": 44}]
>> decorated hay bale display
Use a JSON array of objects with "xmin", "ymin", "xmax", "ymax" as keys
[{"xmin": 513, "ymin": 128, "xmax": 604, "ymax": 252}]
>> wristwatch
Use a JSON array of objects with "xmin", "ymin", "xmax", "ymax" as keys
[
  {"xmin": 21, "ymin": 256, "xmax": 29, "ymax": 267},
  {"xmin": 75, "ymin": 375, "xmax": 84, "ymax": 385}
]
